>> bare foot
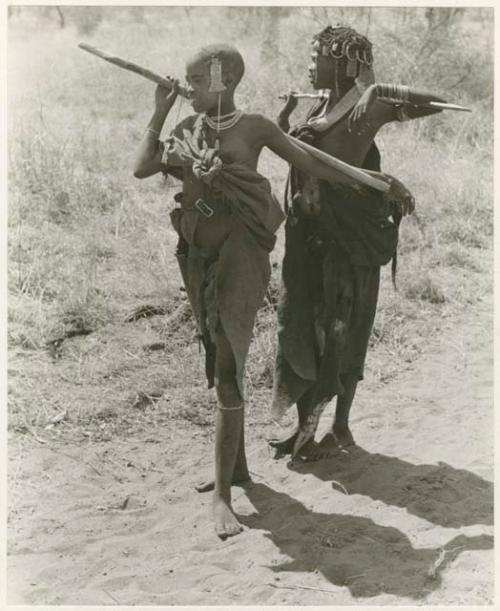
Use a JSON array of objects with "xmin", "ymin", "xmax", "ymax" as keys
[
  {"xmin": 195, "ymin": 470, "xmax": 251, "ymax": 494},
  {"xmin": 289, "ymin": 438, "xmax": 326, "ymax": 462},
  {"xmin": 318, "ymin": 432, "xmax": 341, "ymax": 456},
  {"xmin": 268, "ymin": 429, "xmax": 299, "ymax": 458},
  {"xmin": 332, "ymin": 423, "xmax": 355, "ymax": 447},
  {"xmin": 213, "ymin": 497, "xmax": 243, "ymax": 539}
]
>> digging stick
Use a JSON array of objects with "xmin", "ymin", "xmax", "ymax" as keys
[{"xmin": 79, "ymin": 42, "xmax": 389, "ymax": 192}]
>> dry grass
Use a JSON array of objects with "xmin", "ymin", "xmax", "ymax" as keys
[{"xmin": 7, "ymin": 7, "xmax": 493, "ymax": 445}]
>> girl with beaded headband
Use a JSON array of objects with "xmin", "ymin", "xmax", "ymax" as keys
[{"xmin": 271, "ymin": 25, "xmax": 453, "ymax": 461}]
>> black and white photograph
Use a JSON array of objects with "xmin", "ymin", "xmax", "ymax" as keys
[{"xmin": 5, "ymin": 3, "xmax": 494, "ymax": 606}]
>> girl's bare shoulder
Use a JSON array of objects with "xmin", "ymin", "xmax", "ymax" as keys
[
  {"xmin": 240, "ymin": 112, "xmax": 275, "ymax": 127},
  {"xmin": 239, "ymin": 112, "xmax": 280, "ymax": 140}
]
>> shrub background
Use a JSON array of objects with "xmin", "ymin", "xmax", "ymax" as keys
[{"xmin": 7, "ymin": 6, "xmax": 493, "ymax": 437}]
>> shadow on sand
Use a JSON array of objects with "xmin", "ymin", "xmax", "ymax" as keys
[
  {"xmin": 240, "ymin": 482, "xmax": 493, "ymax": 600},
  {"xmin": 283, "ymin": 444, "xmax": 493, "ymax": 528}
]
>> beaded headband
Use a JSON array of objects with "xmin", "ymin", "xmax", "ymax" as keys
[{"xmin": 314, "ymin": 26, "xmax": 374, "ymax": 77}]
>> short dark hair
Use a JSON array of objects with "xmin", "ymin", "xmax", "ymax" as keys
[{"xmin": 189, "ymin": 44, "xmax": 245, "ymax": 86}]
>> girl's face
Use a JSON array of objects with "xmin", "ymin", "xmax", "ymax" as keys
[
  {"xmin": 185, "ymin": 59, "xmax": 219, "ymax": 113},
  {"xmin": 309, "ymin": 40, "xmax": 356, "ymax": 95},
  {"xmin": 308, "ymin": 40, "xmax": 337, "ymax": 90}
]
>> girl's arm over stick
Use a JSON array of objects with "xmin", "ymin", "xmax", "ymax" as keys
[{"xmin": 258, "ymin": 116, "xmax": 414, "ymax": 214}]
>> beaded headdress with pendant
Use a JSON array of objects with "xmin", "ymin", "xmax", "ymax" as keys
[
  {"xmin": 307, "ymin": 25, "xmax": 375, "ymax": 132},
  {"xmin": 313, "ymin": 25, "xmax": 374, "ymax": 80}
]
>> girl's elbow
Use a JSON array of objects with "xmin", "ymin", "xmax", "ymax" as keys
[{"xmin": 133, "ymin": 165, "xmax": 149, "ymax": 179}]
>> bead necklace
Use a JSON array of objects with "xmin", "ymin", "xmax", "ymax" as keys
[{"xmin": 203, "ymin": 109, "xmax": 243, "ymax": 131}]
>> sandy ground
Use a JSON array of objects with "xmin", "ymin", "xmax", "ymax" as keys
[{"xmin": 7, "ymin": 295, "xmax": 494, "ymax": 606}]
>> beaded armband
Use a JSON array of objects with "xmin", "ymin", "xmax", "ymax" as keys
[
  {"xmin": 375, "ymin": 83, "xmax": 410, "ymax": 103},
  {"xmin": 375, "ymin": 84, "xmax": 411, "ymax": 122}
]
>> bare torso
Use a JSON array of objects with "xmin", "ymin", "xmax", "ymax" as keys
[{"xmin": 177, "ymin": 114, "xmax": 266, "ymax": 249}]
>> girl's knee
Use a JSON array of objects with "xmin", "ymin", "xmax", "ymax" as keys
[{"xmin": 216, "ymin": 380, "xmax": 242, "ymax": 408}]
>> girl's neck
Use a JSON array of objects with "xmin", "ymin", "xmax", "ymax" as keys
[
  {"xmin": 205, "ymin": 98, "xmax": 236, "ymax": 117},
  {"xmin": 328, "ymin": 81, "xmax": 355, "ymax": 107}
]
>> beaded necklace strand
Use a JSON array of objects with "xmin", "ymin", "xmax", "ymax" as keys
[{"xmin": 204, "ymin": 109, "xmax": 243, "ymax": 131}]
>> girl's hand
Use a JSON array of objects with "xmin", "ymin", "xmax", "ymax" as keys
[
  {"xmin": 382, "ymin": 174, "xmax": 415, "ymax": 216},
  {"xmin": 154, "ymin": 77, "xmax": 179, "ymax": 114},
  {"xmin": 282, "ymin": 90, "xmax": 299, "ymax": 114},
  {"xmin": 348, "ymin": 85, "xmax": 377, "ymax": 134}
]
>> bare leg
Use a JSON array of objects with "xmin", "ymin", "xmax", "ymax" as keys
[
  {"xmin": 333, "ymin": 372, "xmax": 357, "ymax": 446},
  {"xmin": 268, "ymin": 387, "xmax": 314, "ymax": 456},
  {"xmin": 268, "ymin": 420, "xmax": 299, "ymax": 457},
  {"xmin": 291, "ymin": 397, "xmax": 329, "ymax": 460},
  {"xmin": 211, "ymin": 329, "xmax": 246, "ymax": 539},
  {"xmin": 196, "ymin": 415, "xmax": 250, "ymax": 492},
  {"xmin": 213, "ymin": 407, "xmax": 244, "ymax": 539},
  {"xmin": 269, "ymin": 389, "xmax": 329, "ymax": 461},
  {"xmin": 320, "ymin": 372, "xmax": 357, "ymax": 450}
]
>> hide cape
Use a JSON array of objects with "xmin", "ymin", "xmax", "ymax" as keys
[
  {"xmin": 162, "ymin": 115, "xmax": 285, "ymax": 395},
  {"xmin": 271, "ymin": 122, "xmax": 400, "ymax": 419}
]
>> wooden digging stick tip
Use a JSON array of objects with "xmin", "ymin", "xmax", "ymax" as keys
[
  {"xmin": 78, "ymin": 42, "xmax": 190, "ymax": 99},
  {"xmin": 428, "ymin": 101, "xmax": 472, "ymax": 112}
]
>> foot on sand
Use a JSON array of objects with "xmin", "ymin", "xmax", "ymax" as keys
[
  {"xmin": 289, "ymin": 437, "xmax": 327, "ymax": 463},
  {"xmin": 332, "ymin": 423, "xmax": 355, "ymax": 448},
  {"xmin": 268, "ymin": 429, "xmax": 299, "ymax": 458},
  {"xmin": 195, "ymin": 471, "xmax": 251, "ymax": 493},
  {"xmin": 213, "ymin": 497, "xmax": 243, "ymax": 539},
  {"xmin": 270, "ymin": 430, "xmax": 333, "ymax": 462},
  {"xmin": 318, "ymin": 432, "xmax": 342, "ymax": 456}
]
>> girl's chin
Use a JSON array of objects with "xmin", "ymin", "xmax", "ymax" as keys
[{"xmin": 192, "ymin": 101, "xmax": 211, "ymax": 114}]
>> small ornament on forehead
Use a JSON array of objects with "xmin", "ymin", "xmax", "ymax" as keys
[{"xmin": 208, "ymin": 55, "xmax": 226, "ymax": 150}]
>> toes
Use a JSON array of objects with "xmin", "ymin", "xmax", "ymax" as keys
[
  {"xmin": 229, "ymin": 522, "xmax": 244, "ymax": 537},
  {"xmin": 289, "ymin": 442, "xmax": 323, "ymax": 463},
  {"xmin": 268, "ymin": 436, "xmax": 296, "ymax": 449},
  {"xmin": 332, "ymin": 427, "xmax": 355, "ymax": 448},
  {"xmin": 268, "ymin": 439, "xmax": 283, "ymax": 448},
  {"xmin": 216, "ymin": 521, "xmax": 243, "ymax": 540},
  {"xmin": 335, "ymin": 433, "xmax": 355, "ymax": 448},
  {"xmin": 268, "ymin": 437, "xmax": 295, "ymax": 458},
  {"xmin": 318, "ymin": 433, "xmax": 341, "ymax": 456},
  {"xmin": 216, "ymin": 528, "xmax": 229, "ymax": 540},
  {"xmin": 271, "ymin": 447, "xmax": 289, "ymax": 459},
  {"xmin": 195, "ymin": 481, "xmax": 215, "ymax": 493}
]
